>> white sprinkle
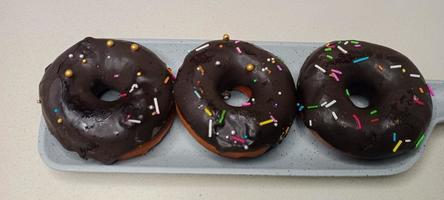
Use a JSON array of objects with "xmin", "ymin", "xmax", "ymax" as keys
[
  {"xmin": 243, "ymin": 145, "xmax": 249, "ymax": 150},
  {"xmin": 267, "ymin": 58, "xmax": 271, "ymax": 62},
  {"xmin": 410, "ymin": 74, "xmax": 421, "ymax": 78},
  {"xmin": 154, "ymin": 97, "xmax": 160, "ymax": 114},
  {"xmin": 129, "ymin": 83, "xmax": 139, "ymax": 93},
  {"xmin": 325, "ymin": 100, "xmax": 337, "ymax": 108},
  {"xmin": 231, "ymin": 130, "xmax": 236, "ymax": 135},
  {"xmin": 278, "ymin": 91, "xmax": 282, "ymax": 95},
  {"xmin": 274, "ymin": 122, "xmax": 278, "ymax": 127},
  {"xmin": 128, "ymin": 119, "xmax": 141, "ymax": 124},
  {"xmin": 68, "ymin": 54, "xmax": 74, "ymax": 58},
  {"xmin": 208, "ymin": 119, "xmax": 213, "ymax": 138},
  {"xmin": 236, "ymin": 47, "xmax": 242, "ymax": 54},
  {"xmin": 106, "ymin": 55, "xmax": 111, "ymax": 59},
  {"xmin": 148, "ymin": 105, "xmax": 154, "ymax": 110},
  {"xmin": 309, "ymin": 120, "xmax": 313, "ymax": 127},
  {"xmin": 195, "ymin": 43, "xmax": 209, "ymax": 51},
  {"xmin": 332, "ymin": 112, "xmax": 338, "ymax": 120},
  {"xmin": 337, "ymin": 46, "xmax": 348, "ymax": 54},
  {"xmin": 390, "ymin": 65, "xmax": 402, "ymax": 69},
  {"xmin": 320, "ymin": 101, "xmax": 328, "ymax": 107},
  {"xmin": 79, "ymin": 54, "xmax": 84, "ymax": 59},
  {"xmin": 113, "ymin": 131, "xmax": 119, "ymax": 135},
  {"xmin": 215, "ymin": 61, "xmax": 221, "ymax": 66},
  {"xmin": 314, "ymin": 64, "xmax": 326, "ymax": 73},
  {"xmin": 344, "ymin": 41, "xmax": 349, "ymax": 45},
  {"xmin": 405, "ymin": 139, "xmax": 412, "ymax": 143},
  {"xmin": 225, "ymin": 135, "xmax": 229, "ymax": 139}
]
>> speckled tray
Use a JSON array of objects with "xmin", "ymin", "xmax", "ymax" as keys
[{"xmin": 38, "ymin": 39, "xmax": 444, "ymax": 176}]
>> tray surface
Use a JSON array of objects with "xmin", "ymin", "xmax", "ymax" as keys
[{"xmin": 38, "ymin": 39, "xmax": 444, "ymax": 176}]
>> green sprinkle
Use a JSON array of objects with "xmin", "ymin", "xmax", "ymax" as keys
[
  {"xmin": 415, "ymin": 133, "xmax": 425, "ymax": 149},
  {"xmin": 370, "ymin": 110, "xmax": 378, "ymax": 115},
  {"xmin": 252, "ymin": 79, "xmax": 257, "ymax": 83},
  {"xmin": 324, "ymin": 48, "xmax": 332, "ymax": 52},
  {"xmin": 217, "ymin": 110, "xmax": 226, "ymax": 124},
  {"xmin": 307, "ymin": 105, "xmax": 319, "ymax": 110},
  {"xmin": 326, "ymin": 55, "xmax": 333, "ymax": 60},
  {"xmin": 345, "ymin": 89, "xmax": 350, "ymax": 97},
  {"xmin": 351, "ymin": 40, "xmax": 359, "ymax": 44}
]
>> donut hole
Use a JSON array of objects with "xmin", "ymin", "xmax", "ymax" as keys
[
  {"xmin": 222, "ymin": 86, "xmax": 252, "ymax": 107},
  {"xmin": 346, "ymin": 81, "xmax": 376, "ymax": 109},
  {"xmin": 90, "ymin": 80, "xmax": 120, "ymax": 102}
]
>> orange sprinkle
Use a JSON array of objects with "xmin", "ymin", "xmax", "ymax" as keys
[
  {"xmin": 419, "ymin": 87, "xmax": 424, "ymax": 94},
  {"xmin": 378, "ymin": 65, "xmax": 384, "ymax": 71},
  {"xmin": 371, "ymin": 118, "xmax": 380, "ymax": 123},
  {"xmin": 163, "ymin": 76, "xmax": 170, "ymax": 84}
]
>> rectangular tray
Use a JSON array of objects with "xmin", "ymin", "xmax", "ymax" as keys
[{"xmin": 38, "ymin": 39, "xmax": 444, "ymax": 176}]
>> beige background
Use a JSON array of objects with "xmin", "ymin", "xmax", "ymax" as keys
[{"xmin": 1, "ymin": 0, "xmax": 444, "ymax": 199}]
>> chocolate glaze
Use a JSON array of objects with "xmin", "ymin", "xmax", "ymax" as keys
[
  {"xmin": 39, "ymin": 37, "xmax": 174, "ymax": 164},
  {"xmin": 297, "ymin": 40, "xmax": 432, "ymax": 159},
  {"xmin": 174, "ymin": 39, "xmax": 297, "ymax": 156}
]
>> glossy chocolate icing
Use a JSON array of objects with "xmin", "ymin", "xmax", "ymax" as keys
[
  {"xmin": 297, "ymin": 40, "xmax": 433, "ymax": 159},
  {"xmin": 39, "ymin": 37, "xmax": 174, "ymax": 164},
  {"xmin": 174, "ymin": 38, "xmax": 297, "ymax": 155}
]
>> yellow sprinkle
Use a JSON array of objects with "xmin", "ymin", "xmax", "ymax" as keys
[
  {"xmin": 259, "ymin": 119, "xmax": 274, "ymax": 126},
  {"xmin": 392, "ymin": 140, "xmax": 403, "ymax": 152},
  {"xmin": 204, "ymin": 107, "xmax": 213, "ymax": 117}
]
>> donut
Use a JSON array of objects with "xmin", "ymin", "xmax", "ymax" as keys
[
  {"xmin": 39, "ymin": 37, "xmax": 175, "ymax": 164},
  {"xmin": 174, "ymin": 34, "xmax": 297, "ymax": 158},
  {"xmin": 296, "ymin": 40, "xmax": 433, "ymax": 159}
]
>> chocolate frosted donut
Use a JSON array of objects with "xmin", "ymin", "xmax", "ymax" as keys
[
  {"xmin": 39, "ymin": 37, "xmax": 175, "ymax": 164},
  {"xmin": 174, "ymin": 35, "xmax": 297, "ymax": 158},
  {"xmin": 297, "ymin": 40, "xmax": 433, "ymax": 159}
]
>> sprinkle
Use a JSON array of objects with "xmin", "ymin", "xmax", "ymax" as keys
[
  {"xmin": 259, "ymin": 119, "xmax": 274, "ymax": 126},
  {"xmin": 136, "ymin": 71, "xmax": 143, "ymax": 76},
  {"xmin": 325, "ymin": 100, "xmax": 337, "ymax": 108},
  {"xmin": 68, "ymin": 54, "xmax": 74, "ymax": 58},
  {"xmin": 320, "ymin": 101, "xmax": 328, "ymax": 107},
  {"xmin": 242, "ymin": 102, "xmax": 252, "ymax": 107},
  {"xmin": 410, "ymin": 74, "xmax": 421, "ymax": 78},
  {"xmin": 79, "ymin": 54, "xmax": 84, "ymax": 59},
  {"xmin": 370, "ymin": 110, "xmax": 378, "ymax": 115},
  {"xmin": 392, "ymin": 132, "xmax": 397, "ymax": 142},
  {"xmin": 351, "ymin": 40, "xmax": 359, "ymax": 45},
  {"xmin": 427, "ymin": 84, "xmax": 435, "ymax": 96},
  {"xmin": 114, "ymin": 74, "xmax": 119, "ymax": 78},
  {"xmin": 56, "ymin": 118, "xmax": 63, "ymax": 124},
  {"xmin": 415, "ymin": 133, "xmax": 425, "ymax": 149},
  {"xmin": 371, "ymin": 118, "xmax": 380, "ymax": 123},
  {"xmin": 196, "ymin": 65, "xmax": 205, "ymax": 75},
  {"xmin": 378, "ymin": 65, "xmax": 384, "ymax": 71},
  {"xmin": 354, "ymin": 44, "xmax": 362, "ymax": 48},
  {"xmin": 405, "ymin": 139, "xmax": 411, "ymax": 143},
  {"xmin": 270, "ymin": 115, "xmax": 277, "ymax": 122},
  {"xmin": 332, "ymin": 112, "xmax": 338, "ymax": 120},
  {"xmin": 326, "ymin": 55, "xmax": 334, "ymax": 60},
  {"xmin": 392, "ymin": 140, "xmax": 402, "ymax": 153},
  {"xmin": 154, "ymin": 97, "xmax": 160, "ymax": 114},
  {"xmin": 345, "ymin": 89, "xmax": 350, "ymax": 97},
  {"xmin": 128, "ymin": 119, "xmax": 141, "ymax": 124},
  {"xmin": 330, "ymin": 73, "xmax": 340, "ymax": 82},
  {"xmin": 163, "ymin": 76, "xmax": 170, "ymax": 84},
  {"xmin": 390, "ymin": 65, "xmax": 402, "ymax": 69},
  {"xmin": 419, "ymin": 87, "xmax": 424, "ymax": 94},
  {"xmin": 331, "ymin": 69, "xmax": 342, "ymax": 75},
  {"xmin": 235, "ymin": 47, "xmax": 242, "ymax": 54},
  {"xmin": 314, "ymin": 64, "xmax": 326, "ymax": 73},
  {"xmin": 277, "ymin": 91, "xmax": 282, "ymax": 95},
  {"xmin": 352, "ymin": 114, "xmax": 362, "ymax": 129},
  {"xmin": 128, "ymin": 83, "xmax": 139, "ymax": 93},
  {"xmin": 119, "ymin": 93, "xmax": 128, "ymax": 97},
  {"xmin": 195, "ymin": 43, "xmax": 209, "ymax": 51},
  {"xmin": 217, "ymin": 110, "xmax": 226, "ymax": 124},
  {"xmin": 402, "ymin": 68, "xmax": 406, "ymax": 73},
  {"xmin": 204, "ymin": 107, "xmax": 213, "ymax": 117},
  {"xmin": 307, "ymin": 105, "xmax": 319, "ymax": 110},
  {"xmin": 208, "ymin": 119, "xmax": 213, "ymax": 138},
  {"xmin": 234, "ymin": 40, "xmax": 240, "ymax": 44},
  {"xmin": 413, "ymin": 95, "xmax": 425, "ymax": 105},
  {"xmin": 276, "ymin": 64, "xmax": 283, "ymax": 71},
  {"xmin": 215, "ymin": 61, "xmax": 221, "ymax": 66},
  {"xmin": 309, "ymin": 120, "xmax": 313, "ymax": 127},
  {"xmin": 337, "ymin": 46, "xmax": 348, "ymax": 54},
  {"xmin": 352, "ymin": 56, "xmax": 369, "ymax": 63},
  {"xmin": 324, "ymin": 48, "xmax": 332, "ymax": 52},
  {"xmin": 193, "ymin": 90, "xmax": 202, "ymax": 99},
  {"xmin": 231, "ymin": 135, "xmax": 246, "ymax": 144},
  {"xmin": 344, "ymin": 41, "xmax": 349, "ymax": 45},
  {"xmin": 53, "ymin": 108, "xmax": 59, "ymax": 113},
  {"xmin": 298, "ymin": 105, "xmax": 304, "ymax": 111}
]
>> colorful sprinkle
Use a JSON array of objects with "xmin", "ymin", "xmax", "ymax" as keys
[
  {"xmin": 326, "ymin": 55, "xmax": 334, "ymax": 60},
  {"xmin": 392, "ymin": 140, "xmax": 402, "ymax": 153},
  {"xmin": 298, "ymin": 105, "xmax": 305, "ymax": 111},
  {"xmin": 242, "ymin": 102, "xmax": 252, "ymax": 107},
  {"xmin": 195, "ymin": 43, "xmax": 209, "ymax": 51},
  {"xmin": 163, "ymin": 76, "xmax": 170, "ymax": 84},
  {"xmin": 217, "ymin": 110, "xmax": 226, "ymax": 124},
  {"xmin": 259, "ymin": 119, "xmax": 274, "ymax": 126},
  {"xmin": 330, "ymin": 73, "xmax": 340, "ymax": 82},
  {"xmin": 307, "ymin": 105, "xmax": 319, "ymax": 110},
  {"xmin": 352, "ymin": 56, "xmax": 369, "ymax": 63},
  {"xmin": 208, "ymin": 119, "xmax": 213, "ymax": 138},
  {"xmin": 154, "ymin": 97, "xmax": 160, "ymax": 114},
  {"xmin": 345, "ymin": 89, "xmax": 350, "ymax": 97},
  {"xmin": 128, "ymin": 83, "xmax": 139, "ymax": 93},
  {"xmin": 390, "ymin": 65, "xmax": 402, "ymax": 69},
  {"xmin": 419, "ymin": 87, "xmax": 424, "ymax": 94},
  {"xmin": 413, "ymin": 95, "xmax": 425, "ymax": 105},
  {"xmin": 415, "ymin": 133, "xmax": 425, "ymax": 149},
  {"xmin": 370, "ymin": 110, "xmax": 378, "ymax": 115},
  {"xmin": 276, "ymin": 64, "xmax": 283, "ymax": 71},
  {"xmin": 128, "ymin": 119, "xmax": 141, "ymax": 124},
  {"xmin": 193, "ymin": 90, "xmax": 202, "ymax": 99},
  {"xmin": 352, "ymin": 114, "xmax": 362, "ymax": 130},
  {"xmin": 410, "ymin": 74, "xmax": 421, "ymax": 78},
  {"xmin": 392, "ymin": 132, "xmax": 397, "ymax": 142},
  {"xmin": 332, "ymin": 112, "xmax": 338, "ymax": 120},
  {"xmin": 324, "ymin": 48, "xmax": 332, "ymax": 52},
  {"xmin": 309, "ymin": 120, "xmax": 313, "ymax": 127},
  {"xmin": 351, "ymin": 40, "xmax": 359, "ymax": 45},
  {"xmin": 204, "ymin": 107, "xmax": 213, "ymax": 117},
  {"xmin": 331, "ymin": 69, "xmax": 343, "ymax": 75},
  {"xmin": 378, "ymin": 65, "xmax": 384, "ymax": 71},
  {"xmin": 53, "ymin": 108, "xmax": 59, "ymax": 113},
  {"xmin": 325, "ymin": 100, "xmax": 337, "ymax": 108},
  {"xmin": 427, "ymin": 84, "xmax": 435, "ymax": 96},
  {"xmin": 371, "ymin": 118, "xmax": 380, "ymax": 123},
  {"xmin": 235, "ymin": 47, "xmax": 242, "ymax": 54},
  {"xmin": 337, "ymin": 46, "xmax": 348, "ymax": 54},
  {"xmin": 314, "ymin": 64, "xmax": 326, "ymax": 73}
]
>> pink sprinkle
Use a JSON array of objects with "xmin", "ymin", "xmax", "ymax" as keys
[
  {"xmin": 329, "ymin": 45, "xmax": 336, "ymax": 49},
  {"xmin": 330, "ymin": 73, "xmax": 340, "ymax": 82},
  {"xmin": 241, "ymin": 102, "xmax": 251, "ymax": 107},
  {"xmin": 413, "ymin": 95, "xmax": 425, "ymax": 105},
  {"xmin": 119, "ymin": 93, "xmax": 128, "ymax": 97},
  {"xmin": 354, "ymin": 44, "xmax": 361, "ymax": 48},
  {"xmin": 276, "ymin": 64, "xmax": 283, "ymax": 71},
  {"xmin": 427, "ymin": 84, "xmax": 435, "ymax": 96},
  {"xmin": 235, "ymin": 40, "xmax": 240, "ymax": 44},
  {"xmin": 231, "ymin": 135, "xmax": 245, "ymax": 144},
  {"xmin": 270, "ymin": 115, "xmax": 277, "ymax": 122},
  {"xmin": 352, "ymin": 114, "xmax": 362, "ymax": 130},
  {"xmin": 236, "ymin": 47, "xmax": 242, "ymax": 54},
  {"xmin": 331, "ymin": 69, "xmax": 342, "ymax": 75}
]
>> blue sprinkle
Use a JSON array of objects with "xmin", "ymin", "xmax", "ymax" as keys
[
  {"xmin": 53, "ymin": 108, "xmax": 59, "ymax": 113},
  {"xmin": 298, "ymin": 105, "xmax": 305, "ymax": 112},
  {"xmin": 353, "ymin": 56, "xmax": 369, "ymax": 63},
  {"xmin": 393, "ymin": 132, "xmax": 397, "ymax": 142}
]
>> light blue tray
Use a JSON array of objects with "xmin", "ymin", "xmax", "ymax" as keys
[{"xmin": 38, "ymin": 39, "xmax": 444, "ymax": 176}]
